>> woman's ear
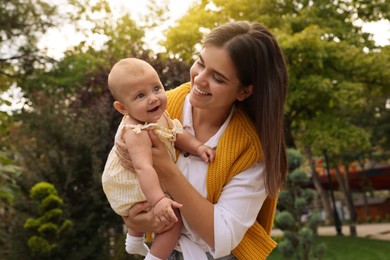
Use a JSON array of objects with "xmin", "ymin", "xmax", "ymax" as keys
[
  {"xmin": 113, "ymin": 101, "xmax": 128, "ymax": 115},
  {"xmin": 237, "ymin": 85, "xmax": 254, "ymax": 101}
]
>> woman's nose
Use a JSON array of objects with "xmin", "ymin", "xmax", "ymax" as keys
[{"xmin": 194, "ymin": 71, "xmax": 208, "ymax": 87}]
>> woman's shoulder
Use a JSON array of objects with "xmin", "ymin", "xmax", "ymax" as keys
[
  {"xmin": 166, "ymin": 82, "xmax": 191, "ymax": 99},
  {"xmin": 231, "ymin": 109, "xmax": 258, "ymax": 137},
  {"xmin": 224, "ymin": 108, "xmax": 263, "ymax": 158},
  {"xmin": 166, "ymin": 82, "xmax": 191, "ymax": 119}
]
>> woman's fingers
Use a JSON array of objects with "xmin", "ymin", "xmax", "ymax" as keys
[
  {"xmin": 157, "ymin": 215, "xmax": 168, "ymax": 224},
  {"xmin": 122, "ymin": 202, "xmax": 152, "ymax": 233},
  {"xmin": 148, "ymin": 130, "xmax": 174, "ymax": 174},
  {"xmin": 148, "ymin": 130, "xmax": 162, "ymax": 148},
  {"xmin": 155, "ymin": 221, "xmax": 175, "ymax": 233},
  {"xmin": 115, "ymin": 139, "xmax": 134, "ymax": 170},
  {"xmin": 129, "ymin": 201, "xmax": 152, "ymax": 216}
]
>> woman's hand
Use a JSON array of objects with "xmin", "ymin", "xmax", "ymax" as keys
[
  {"xmin": 115, "ymin": 138, "xmax": 134, "ymax": 170},
  {"xmin": 122, "ymin": 202, "xmax": 176, "ymax": 234},
  {"xmin": 147, "ymin": 130, "xmax": 177, "ymax": 179},
  {"xmin": 117, "ymin": 131, "xmax": 178, "ymax": 234}
]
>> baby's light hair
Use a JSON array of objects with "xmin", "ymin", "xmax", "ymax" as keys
[{"xmin": 107, "ymin": 58, "xmax": 153, "ymax": 102}]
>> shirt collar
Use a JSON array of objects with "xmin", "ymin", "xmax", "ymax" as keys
[{"xmin": 182, "ymin": 94, "xmax": 236, "ymax": 148}]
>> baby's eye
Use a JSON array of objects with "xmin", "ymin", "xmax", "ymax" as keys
[
  {"xmin": 136, "ymin": 93, "xmax": 145, "ymax": 99},
  {"xmin": 153, "ymin": 86, "xmax": 160, "ymax": 92}
]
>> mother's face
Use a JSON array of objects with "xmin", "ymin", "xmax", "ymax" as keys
[{"xmin": 189, "ymin": 46, "xmax": 251, "ymax": 112}]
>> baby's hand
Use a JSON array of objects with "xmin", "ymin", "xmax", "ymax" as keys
[
  {"xmin": 196, "ymin": 145, "xmax": 215, "ymax": 163},
  {"xmin": 154, "ymin": 197, "xmax": 182, "ymax": 224}
]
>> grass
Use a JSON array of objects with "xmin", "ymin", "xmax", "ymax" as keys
[{"xmin": 268, "ymin": 236, "xmax": 390, "ymax": 260}]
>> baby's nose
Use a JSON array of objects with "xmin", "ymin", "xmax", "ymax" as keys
[{"xmin": 149, "ymin": 95, "xmax": 158, "ymax": 103}]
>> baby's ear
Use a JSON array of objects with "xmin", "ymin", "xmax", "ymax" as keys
[{"xmin": 113, "ymin": 101, "xmax": 128, "ymax": 115}]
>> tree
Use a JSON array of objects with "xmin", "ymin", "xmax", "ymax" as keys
[
  {"xmin": 24, "ymin": 182, "xmax": 72, "ymax": 259},
  {"xmin": 162, "ymin": 0, "xmax": 390, "ymax": 225},
  {"xmin": 5, "ymin": 0, "xmax": 388, "ymax": 257},
  {"xmin": 5, "ymin": 1, "xmax": 191, "ymax": 258},
  {"xmin": 9, "ymin": 50, "xmax": 116, "ymax": 259},
  {"xmin": 0, "ymin": 0, "xmax": 62, "ymax": 92},
  {"xmin": 275, "ymin": 149, "xmax": 326, "ymax": 260},
  {"xmin": 0, "ymin": 150, "xmax": 21, "ymax": 258}
]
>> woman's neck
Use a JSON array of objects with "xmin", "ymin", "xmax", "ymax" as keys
[{"xmin": 191, "ymin": 106, "xmax": 232, "ymax": 143}]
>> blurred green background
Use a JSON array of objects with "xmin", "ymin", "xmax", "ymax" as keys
[{"xmin": 1, "ymin": 0, "xmax": 389, "ymax": 259}]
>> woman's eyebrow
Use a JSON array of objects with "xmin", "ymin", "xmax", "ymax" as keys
[{"xmin": 199, "ymin": 54, "xmax": 230, "ymax": 82}]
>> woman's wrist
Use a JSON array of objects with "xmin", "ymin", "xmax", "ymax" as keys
[
  {"xmin": 155, "ymin": 159, "xmax": 177, "ymax": 183},
  {"xmin": 152, "ymin": 195, "xmax": 166, "ymax": 207}
]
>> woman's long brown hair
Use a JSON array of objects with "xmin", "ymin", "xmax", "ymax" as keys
[{"xmin": 204, "ymin": 21, "xmax": 288, "ymax": 198}]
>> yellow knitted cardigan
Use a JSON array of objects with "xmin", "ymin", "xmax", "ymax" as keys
[{"xmin": 166, "ymin": 83, "xmax": 278, "ymax": 260}]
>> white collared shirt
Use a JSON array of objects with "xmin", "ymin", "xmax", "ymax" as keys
[{"xmin": 175, "ymin": 95, "xmax": 267, "ymax": 258}]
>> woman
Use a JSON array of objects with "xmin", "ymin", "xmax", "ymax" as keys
[{"xmin": 117, "ymin": 21, "xmax": 288, "ymax": 260}]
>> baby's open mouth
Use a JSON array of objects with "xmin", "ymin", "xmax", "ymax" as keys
[{"xmin": 148, "ymin": 106, "xmax": 159, "ymax": 112}]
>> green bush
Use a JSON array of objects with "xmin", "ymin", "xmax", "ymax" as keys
[
  {"xmin": 58, "ymin": 220, "xmax": 73, "ymax": 235},
  {"xmin": 278, "ymin": 239, "xmax": 295, "ymax": 257},
  {"xmin": 27, "ymin": 236, "xmax": 55, "ymax": 256},
  {"xmin": 39, "ymin": 194, "xmax": 63, "ymax": 213},
  {"xmin": 24, "ymin": 218, "xmax": 41, "ymax": 232},
  {"xmin": 24, "ymin": 182, "xmax": 72, "ymax": 258},
  {"xmin": 287, "ymin": 149, "xmax": 304, "ymax": 172},
  {"xmin": 275, "ymin": 211, "xmax": 296, "ymax": 230},
  {"xmin": 38, "ymin": 223, "xmax": 58, "ymax": 239},
  {"xmin": 41, "ymin": 208, "xmax": 64, "ymax": 224},
  {"xmin": 30, "ymin": 182, "xmax": 57, "ymax": 201},
  {"xmin": 289, "ymin": 169, "xmax": 310, "ymax": 186},
  {"xmin": 275, "ymin": 149, "xmax": 326, "ymax": 259}
]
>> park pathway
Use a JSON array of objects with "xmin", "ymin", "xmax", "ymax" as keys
[{"xmin": 271, "ymin": 223, "xmax": 390, "ymax": 241}]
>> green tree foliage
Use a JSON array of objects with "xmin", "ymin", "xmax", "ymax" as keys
[
  {"xmin": 0, "ymin": 151, "xmax": 21, "ymax": 205},
  {"xmin": 23, "ymin": 182, "xmax": 72, "ymax": 259},
  {"xmin": 163, "ymin": 0, "xmax": 390, "ymax": 225},
  {"xmin": 0, "ymin": 0, "xmax": 63, "ymax": 92},
  {"xmin": 3, "ymin": 0, "xmax": 389, "ymax": 258},
  {"xmin": 9, "ymin": 61, "xmax": 115, "ymax": 258},
  {"xmin": 275, "ymin": 149, "xmax": 327, "ymax": 260},
  {"xmin": 4, "ymin": 1, "xmax": 190, "ymax": 258},
  {"xmin": 164, "ymin": 0, "xmax": 389, "ymax": 158},
  {"xmin": 0, "ymin": 151, "xmax": 22, "ymax": 258},
  {"xmin": 3, "ymin": 2, "xmax": 117, "ymax": 254}
]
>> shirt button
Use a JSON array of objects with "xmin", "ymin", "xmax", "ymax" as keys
[{"xmin": 183, "ymin": 152, "xmax": 190, "ymax": 157}]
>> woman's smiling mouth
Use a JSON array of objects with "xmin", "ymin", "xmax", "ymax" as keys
[{"xmin": 193, "ymin": 86, "xmax": 211, "ymax": 96}]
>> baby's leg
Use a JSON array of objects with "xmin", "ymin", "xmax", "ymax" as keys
[
  {"xmin": 125, "ymin": 228, "xmax": 150, "ymax": 256},
  {"xmin": 147, "ymin": 208, "xmax": 183, "ymax": 259}
]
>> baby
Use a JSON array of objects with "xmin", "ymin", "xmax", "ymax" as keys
[{"xmin": 102, "ymin": 58, "xmax": 215, "ymax": 260}]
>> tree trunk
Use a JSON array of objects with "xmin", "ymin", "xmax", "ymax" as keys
[
  {"xmin": 362, "ymin": 190, "xmax": 370, "ymax": 221},
  {"xmin": 305, "ymin": 146, "xmax": 332, "ymax": 225},
  {"xmin": 285, "ymin": 117, "xmax": 296, "ymax": 148},
  {"xmin": 333, "ymin": 163, "xmax": 358, "ymax": 237},
  {"xmin": 343, "ymin": 164, "xmax": 358, "ymax": 236}
]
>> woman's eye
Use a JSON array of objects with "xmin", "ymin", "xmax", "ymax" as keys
[
  {"xmin": 213, "ymin": 74, "xmax": 224, "ymax": 83},
  {"xmin": 197, "ymin": 60, "xmax": 205, "ymax": 67}
]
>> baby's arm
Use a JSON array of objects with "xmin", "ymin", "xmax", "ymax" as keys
[
  {"xmin": 122, "ymin": 130, "xmax": 181, "ymax": 220},
  {"xmin": 175, "ymin": 130, "xmax": 215, "ymax": 163}
]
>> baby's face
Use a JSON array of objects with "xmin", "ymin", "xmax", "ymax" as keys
[{"xmin": 121, "ymin": 68, "xmax": 167, "ymax": 124}]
